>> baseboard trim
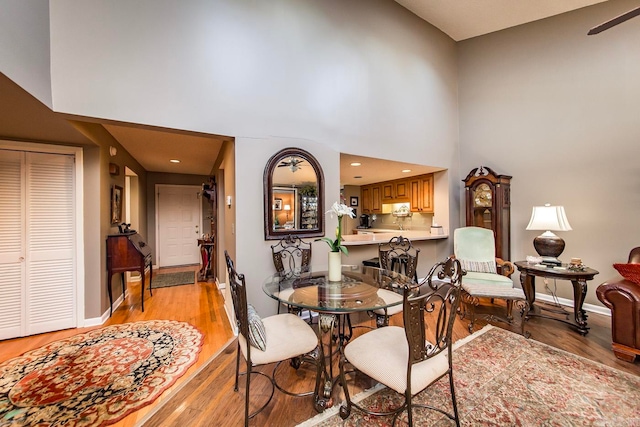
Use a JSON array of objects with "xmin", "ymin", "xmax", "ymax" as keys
[{"xmin": 534, "ymin": 292, "xmax": 610, "ymax": 317}]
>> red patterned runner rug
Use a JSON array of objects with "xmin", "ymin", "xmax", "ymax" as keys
[
  {"xmin": 299, "ymin": 325, "xmax": 640, "ymax": 426},
  {"xmin": 0, "ymin": 320, "xmax": 203, "ymax": 426}
]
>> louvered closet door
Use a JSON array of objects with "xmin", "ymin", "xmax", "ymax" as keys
[
  {"xmin": 0, "ymin": 150, "xmax": 76, "ymax": 339},
  {"xmin": 0, "ymin": 150, "xmax": 25, "ymax": 339}
]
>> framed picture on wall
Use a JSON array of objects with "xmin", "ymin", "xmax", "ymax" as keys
[
  {"xmin": 111, "ymin": 185, "xmax": 123, "ymax": 224},
  {"xmin": 350, "ymin": 196, "xmax": 358, "ymax": 207},
  {"xmin": 274, "ymin": 198, "xmax": 283, "ymax": 210}
]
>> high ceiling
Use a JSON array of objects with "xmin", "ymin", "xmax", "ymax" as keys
[
  {"xmin": 1, "ymin": 1, "xmax": 612, "ymax": 180},
  {"xmin": 394, "ymin": 0, "xmax": 609, "ymax": 41}
]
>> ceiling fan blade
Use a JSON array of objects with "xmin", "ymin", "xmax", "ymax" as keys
[{"xmin": 588, "ymin": 6, "xmax": 640, "ymax": 35}]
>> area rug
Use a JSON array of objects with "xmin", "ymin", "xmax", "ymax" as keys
[
  {"xmin": 0, "ymin": 320, "xmax": 203, "ymax": 427},
  {"xmin": 299, "ymin": 325, "xmax": 640, "ymax": 427},
  {"xmin": 151, "ymin": 271, "xmax": 195, "ymax": 289}
]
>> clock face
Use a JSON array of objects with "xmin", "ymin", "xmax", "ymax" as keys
[{"xmin": 473, "ymin": 183, "xmax": 492, "ymax": 208}]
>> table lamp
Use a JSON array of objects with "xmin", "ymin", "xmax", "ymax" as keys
[
  {"xmin": 526, "ymin": 204, "xmax": 572, "ymax": 266},
  {"xmin": 284, "ymin": 204, "xmax": 291, "ymax": 220}
]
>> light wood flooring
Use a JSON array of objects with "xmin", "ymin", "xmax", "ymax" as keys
[{"xmin": 1, "ymin": 266, "xmax": 638, "ymax": 427}]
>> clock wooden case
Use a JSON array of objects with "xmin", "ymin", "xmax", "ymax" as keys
[{"xmin": 463, "ymin": 166, "xmax": 512, "ymax": 261}]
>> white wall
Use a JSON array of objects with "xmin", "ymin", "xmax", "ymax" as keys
[
  {"xmin": 458, "ymin": 0, "xmax": 640, "ymax": 305},
  {"xmin": 0, "ymin": 0, "xmax": 53, "ymax": 107},
  {"xmin": 48, "ymin": 0, "xmax": 461, "ymax": 314},
  {"xmin": 49, "ymin": 0, "xmax": 458, "ymax": 165},
  {"xmin": 234, "ymin": 137, "xmax": 339, "ymax": 316}
]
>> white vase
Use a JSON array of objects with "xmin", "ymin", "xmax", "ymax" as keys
[{"xmin": 328, "ymin": 251, "xmax": 342, "ymax": 282}]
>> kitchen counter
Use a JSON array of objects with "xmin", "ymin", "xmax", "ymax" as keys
[{"xmin": 342, "ymin": 229, "xmax": 447, "ymax": 246}]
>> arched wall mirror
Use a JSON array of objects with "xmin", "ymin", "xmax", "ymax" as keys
[{"xmin": 264, "ymin": 147, "xmax": 324, "ymax": 240}]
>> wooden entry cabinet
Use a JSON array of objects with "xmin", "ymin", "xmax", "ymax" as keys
[{"xmin": 463, "ymin": 167, "xmax": 512, "ymax": 261}]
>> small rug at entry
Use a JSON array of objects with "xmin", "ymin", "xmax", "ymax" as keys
[
  {"xmin": 0, "ymin": 320, "xmax": 203, "ymax": 427},
  {"xmin": 299, "ymin": 326, "xmax": 640, "ymax": 427},
  {"xmin": 151, "ymin": 271, "xmax": 195, "ymax": 289}
]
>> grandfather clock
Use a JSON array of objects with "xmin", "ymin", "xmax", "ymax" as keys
[{"xmin": 463, "ymin": 166, "xmax": 512, "ymax": 261}]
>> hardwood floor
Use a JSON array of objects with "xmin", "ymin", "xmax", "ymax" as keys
[
  {"xmin": 0, "ymin": 266, "xmax": 234, "ymax": 427},
  {"xmin": 1, "ymin": 268, "xmax": 638, "ymax": 427}
]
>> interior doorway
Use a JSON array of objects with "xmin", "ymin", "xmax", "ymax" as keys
[{"xmin": 156, "ymin": 184, "xmax": 202, "ymax": 267}]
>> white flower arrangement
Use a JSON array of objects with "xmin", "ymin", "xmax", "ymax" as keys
[{"xmin": 317, "ymin": 202, "xmax": 356, "ymax": 254}]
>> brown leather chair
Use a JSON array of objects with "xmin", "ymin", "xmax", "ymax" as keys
[{"xmin": 596, "ymin": 247, "xmax": 640, "ymax": 362}]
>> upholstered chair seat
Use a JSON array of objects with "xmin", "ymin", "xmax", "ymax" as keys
[
  {"xmin": 454, "ymin": 227, "xmax": 529, "ymax": 336},
  {"xmin": 339, "ymin": 257, "xmax": 463, "ymax": 427},
  {"xmin": 237, "ymin": 313, "xmax": 318, "ymax": 366}
]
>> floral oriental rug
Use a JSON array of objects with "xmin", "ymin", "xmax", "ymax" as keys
[
  {"xmin": 299, "ymin": 326, "xmax": 640, "ymax": 427},
  {"xmin": 0, "ymin": 320, "xmax": 203, "ymax": 427}
]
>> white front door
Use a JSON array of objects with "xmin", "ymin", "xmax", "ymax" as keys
[{"xmin": 157, "ymin": 185, "xmax": 201, "ymax": 267}]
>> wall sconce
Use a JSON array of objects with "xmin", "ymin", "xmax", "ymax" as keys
[
  {"xmin": 226, "ymin": 195, "xmax": 232, "ymax": 208},
  {"xmin": 109, "ymin": 146, "xmax": 117, "ymax": 157},
  {"xmin": 284, "ymin": 204, "xmax": 291, "ymax": 220},
  {"xmin": 526, "ymin": 203, "xmax": 572, "ymax": 266}
]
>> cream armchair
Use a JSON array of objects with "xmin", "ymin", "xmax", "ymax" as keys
[{"xmin": 454, "ymin": 227, "xmax": 529, "ymax": 336}]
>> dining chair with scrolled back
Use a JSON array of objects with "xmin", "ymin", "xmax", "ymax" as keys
[
  {"xmin": 271, "ymin": 234, "xmax": 312, "ymax": 278},
  {"xmin": 339, "ymin": 256, "xmax": 463, "ymax": 426},
  {"xmin": 371, "ymin": 235, "xmax": 420, "ymax": 327},
  {"xmin": 271, "ymin": 234, "xmax": 312, "ymax": 315},
  {"xmin": 224, "ymin": 250, "xmax": 320, "ymax": 427}
]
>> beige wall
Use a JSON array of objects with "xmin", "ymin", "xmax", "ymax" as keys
[{"xmin": 458, "ymin": 0, "xmax": 640, "ymax": 306}]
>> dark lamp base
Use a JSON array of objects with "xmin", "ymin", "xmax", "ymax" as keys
[{"xmin": 533, "ymin": 234, "xmax": 566, "ymax": 259}]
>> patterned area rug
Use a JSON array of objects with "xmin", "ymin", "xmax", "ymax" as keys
[
  {"xmin": 0, "ymin": 320, "xmax": 203, "ymax": 426},
  {"xmin": 151, "ymin": 271, "xmax": 195, "ymax": 289},
  {"xmin": 300, "ymin": 326, "xmax": 640, "ymax": 426}
]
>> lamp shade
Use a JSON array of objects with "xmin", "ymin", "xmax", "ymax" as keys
[
  {"xmin": 526, "ymin": 205, "xmax": 572, "ymax": 231},
  {"xmin": 526, "ymin": 204, "xmax": 572, "ymax": 262},
  {"xmin": 284, "ymin": 204, "xmax": 291, "ymax": 211}
]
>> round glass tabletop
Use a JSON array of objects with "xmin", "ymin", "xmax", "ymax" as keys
[{"xmin": 263, "ymin": 265, "xmax": 415, "ymax": 314}]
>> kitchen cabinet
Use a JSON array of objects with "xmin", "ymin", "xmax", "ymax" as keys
[
  {"xmin": 361, "ymin": 184, "xmax": 382, "ymax": 214},
  {"xmin": 361, "ymin": 185, "xmax": 371, "ymax": 213},
  {"xmin": 395, "ymin": 179, "xmax": 409, "ymax": 200},
  {"xmin": 382, "ymin": 179, "xmax": 409, "ymax": 203},
  {"xmin": 409, "ymin": 174, "xmax": 434, "ymax": 213}
]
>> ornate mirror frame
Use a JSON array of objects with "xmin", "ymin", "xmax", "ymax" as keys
[{"xmin": 264, "ymin": 147, "xmax": 324, "ymax": 240}]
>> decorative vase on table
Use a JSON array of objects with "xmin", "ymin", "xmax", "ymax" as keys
[
  {"xmin": 328, "ymin": 251, "xmax": 342, "ymax": 282},
  {"xmin": 317, "ymin": 201, "xmax": 356, "ymax": 283}
]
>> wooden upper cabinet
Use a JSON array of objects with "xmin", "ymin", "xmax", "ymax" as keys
[
  {"xmin": 381, "ymin": 182, "xmax": 394, "ymax": 202},
  {"xmin": 381, "ymin": 179, "xmax": 409, "ymax": 203},
  {"xmin": 361, "ymin": 184, "xmax": 382, "ymax": 214},
  {"xmin": 395, "ymin": 179, "xmax": 409, "ymax": 200},
  {"xmin": 371, "ymin": 184, "xmax": 382, "ymax": 213},
  {"xmin": 409, "ymin": 174, "xmax": 434, "ymax": 213},
  {"xmin": 362, "ymin": 174, "xmax": 433, "ymax": 214},
  {"xmin": 361, "ymin": 185, "xmax": 372, "ymax": 213}
]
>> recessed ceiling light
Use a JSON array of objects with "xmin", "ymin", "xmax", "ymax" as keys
[
  {"xmin": 402, "ymin": 169, "xmax": 411, "ymax": 173},
  {"xmin": 350, "ymin": 162, "xmax": 362, "ymax": 167},
  {"xmin": 170, "ymin": 159, "xmax": 180, "ymax": 163}
]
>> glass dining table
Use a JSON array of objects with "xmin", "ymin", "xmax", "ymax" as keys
[{"xmin": 263, "ymin": 264, "xmax": 414, "ymax": 412}]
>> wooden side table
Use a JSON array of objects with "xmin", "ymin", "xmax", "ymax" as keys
[{"xmin": 514, "ymin": 261, "xmax": 599, "ymax": 335}]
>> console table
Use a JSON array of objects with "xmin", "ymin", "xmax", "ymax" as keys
[{"xmin": 515, "ymin": 261, "xmax": 599, "ymax": 335}]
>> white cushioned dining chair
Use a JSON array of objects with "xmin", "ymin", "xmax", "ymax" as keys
[
  {"xmin": 454, "ymin": 226, "xmax": 529, "ymax": 336},
  {"xmin": 338, "ymin": 256, "xmax": 463, "ymax": 426},
  {"xmin": 224, "ymin": 251, "xmax": 320, "ymax": 427},
  {"xmin": 371, "ymin": 235, "xmax": 420, "ymax": 327}
]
